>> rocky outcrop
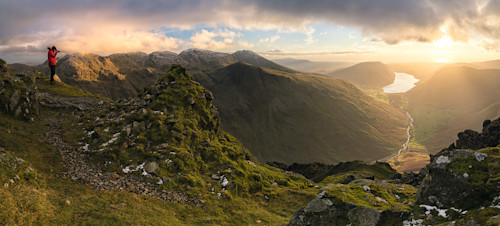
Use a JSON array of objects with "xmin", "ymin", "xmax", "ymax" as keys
[
  {"xmin": 454, "ymin": 119, "xmax": 500, "ymax": 149},
  {"xmin": 416, "ymin": 118, "xmax": 500, "ymax": 210},
  {"xmin": 60, "ymin": 65, "xmax": 305, "ymax": 204},
  {"xmin": 0, "ymin": 59, "xmax": 40, "ymax": 120},
  {"xmin": 416, "ymin": 149, "xmax": 495, "ymax": 209},
  {"xmin": 411, "ymin": 118, "xmax": 500, "ymax": 224},
  {"xmin": 289, "ymin": 179, "xmax": 415, "ymax": 226},
  {"xmin": 289, "ymin": 117, "xmax": 500, "ymax": 225},
  {"xmin": 415, "ymin": 119, "xmax": 500, "ymax": 212}
]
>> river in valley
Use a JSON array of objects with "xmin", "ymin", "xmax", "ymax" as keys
[{"xmin": 378, "ymin": 72, "xmax": 419, "ymax": 162}]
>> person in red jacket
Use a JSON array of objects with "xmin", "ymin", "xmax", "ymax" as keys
[{"xmin": 47, "ymin": 46, "xmax": 60, "ymax": 84}]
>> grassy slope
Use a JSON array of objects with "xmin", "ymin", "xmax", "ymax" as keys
[
  {"xmin": 205, "ymin": 63, "xmax": 407, "ymax": 164},
  {"xmin": 0, "ymin": 71, "xmax": 317, "ymax": 225},
  {"xmin": 407, "ymin": 66, "xmax": 500, "ymax": 153}
]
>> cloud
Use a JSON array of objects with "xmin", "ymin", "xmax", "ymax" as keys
[
  {"xmin": 2, "ymin": 0, "xmax": 500, "ymax": 61},
  {"xmin": 260, "ymin": 50, "xmax": 374, "ymax": 57},
  {"xmin": 266, "ymin": 49, "xmax": 283, "ymax": 53},
  {"xmin": 259, "ymin": 35, "xmax": 280, "ymax": 43},
  {"xmin": 304, "ymin": 27, "xmax": 316, "ymax": 45},
  {"xmin": 190, "ymin": 29, "xmax": 243, "ymax": 50},
  {"xmin": 238, "ymin": 40, "xmax": 255, "ymax": 48}
]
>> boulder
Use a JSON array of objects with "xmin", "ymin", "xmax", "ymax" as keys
[
  {"xmin": 289, "ymin": 192, "xmax": 340, "ymax": 226},
  {"xmin": 347, "ymin": 206, "xmax": 380, "ymax": 226},
  {"xmin": 144, "ymin": 162, "xmax": 158, "ymax": 174}
]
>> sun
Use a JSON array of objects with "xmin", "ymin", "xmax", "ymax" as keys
[
  {"xmin": 435, "ymin": 58, "xmax": 449, "ymax": 63},
  {"xmin": 433, "ymin": 35, "xmax": 453, "ymax": 48}
]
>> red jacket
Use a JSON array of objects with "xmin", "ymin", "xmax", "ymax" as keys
[{"xmin": 48, "ymin": 50, "xmax": 58, "ymax": 66}]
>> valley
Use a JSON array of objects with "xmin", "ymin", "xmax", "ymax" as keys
[
  {"xmin": 11, "ymin": 50, "xmax": 409, "ymax": 164},
  {"xmin": 1, "ymin": 55, "xmax": 499, "ymax": 225},
  {"xmin": 3, "ymin": 1, "xmax": 500, "ymax": 224}
]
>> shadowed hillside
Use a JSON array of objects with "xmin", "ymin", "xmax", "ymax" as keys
[{"xmin": 203, "ymin": 62, "xmax": 408, "ymax": 163}]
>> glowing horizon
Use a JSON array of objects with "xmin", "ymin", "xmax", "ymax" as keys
[{"xmin": 1, "ymin": 0, "xmax": 500, "ymax": 64}]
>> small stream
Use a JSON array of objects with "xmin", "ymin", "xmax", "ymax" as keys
[
  {"xmin": 380, "ymin": 112, "xmax": 413, "ymax": 162},
  {"xmin": 377, "ymin": 72, "xmax": 418, "ymax": 162}
]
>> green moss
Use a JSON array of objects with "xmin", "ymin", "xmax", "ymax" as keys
[
  {"xmin": 445, "ymin": 148, "xmax": 499, "ymax": 201},
  {"xmin": 323, "ymin": 181, "xmax": 416, "ymax": 212}
]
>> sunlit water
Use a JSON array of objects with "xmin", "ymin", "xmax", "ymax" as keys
[{"xmin": 383, "ymin": 72, "xmax": 419, "ymax": 93}]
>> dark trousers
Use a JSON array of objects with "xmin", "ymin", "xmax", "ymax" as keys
[{"xmin": 49, "ymin": 65, "xmax": 56, "ymax": 81}]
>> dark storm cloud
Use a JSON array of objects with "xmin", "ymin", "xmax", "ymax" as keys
[{"xmin": 1, "ymin": 0, "xmax": 500, "ymax": 59}]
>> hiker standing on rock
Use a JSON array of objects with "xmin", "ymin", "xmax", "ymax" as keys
[{"xmin": 47, "ymin": 46, "xmax": 60, "ymax": 84}]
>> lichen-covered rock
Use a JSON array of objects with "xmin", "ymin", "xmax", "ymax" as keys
[
  {"xmin": 289, "ymin": 190, "xmax": 348, "ymax": 226},
  {"xmin": 289, "ymin": 178, "xmax": 416, "ymax": 225},
  {"xmin": 144, "ymin": 161, "xmax": 158, "ymax": 174},
  {"xmin": 416, "ymin": 148, "xmax": 499, "ymax": 209},
  {"xmin": 0, "ymin": 59, "xmax": 40, "ymax": 120},
  {"xmin": 416, "ymin": 117, "xmax": 500, "ymax": 211}
]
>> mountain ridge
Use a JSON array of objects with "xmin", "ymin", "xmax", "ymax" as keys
[
  {"xmin": 12, "ymin": 50, "xmax": 408, "ymax": 164},
  {"xmin": 327, "ymin": 61, "xmax": 395, "ymax": 90},
  {"xmin": 1, "ymin": 59, "xmax": 499, "ymax": 225},
  {"xmin": 203, "ymin": 62, "xmax": 408, "ymax": 163}
]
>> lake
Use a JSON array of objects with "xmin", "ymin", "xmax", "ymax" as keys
[{"xmin": 383, "ymin": 72, "xmax": 419, "ymax": 93}]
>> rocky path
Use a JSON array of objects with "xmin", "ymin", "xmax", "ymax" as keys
[{"xmin": 43, "ymin": 112, "xmax": 191, "ymax": 204}]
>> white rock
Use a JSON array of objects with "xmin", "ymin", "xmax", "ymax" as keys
[
  {"xmin": 474, "ymin": 152, "xmax": 488, "ymax": 162},
  {"xmin": 436, "ymin": 155, "xmax": 450, "ymax": 164}
]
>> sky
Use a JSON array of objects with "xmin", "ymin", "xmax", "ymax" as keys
[{"xmin": 1, "ymin": 0, "xmax": 500, "ymax": 64}]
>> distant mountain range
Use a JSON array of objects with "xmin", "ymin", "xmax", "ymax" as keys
[
  {"xmin": 273, "ymin": 59, "xmax": 397, "ymax": 90},
  {"xmin": 272, "ymin": 58, "xmax": 355, "ymax": 74},
  {"xmin": 9, "ymin": 49, "xmax": 408, "ymax": 163}
]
